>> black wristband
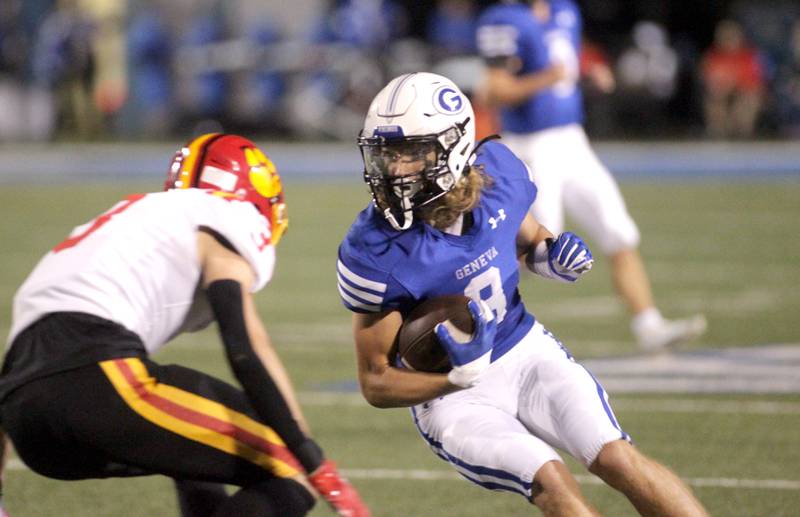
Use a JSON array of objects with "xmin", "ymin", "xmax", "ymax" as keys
[{"xmin": 293, "ymin": 438, "xmax": 324, "ymax": 473}]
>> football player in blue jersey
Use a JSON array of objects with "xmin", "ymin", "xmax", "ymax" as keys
[
  {"xmin": 476, "ymin": 0, "xmax": 707, "ymax": 352},
  {"xmin": 337, "ymin": 72, "xmax": 708, "ymax": 516}
]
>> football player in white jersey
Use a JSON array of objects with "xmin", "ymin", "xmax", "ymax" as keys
[
  {"xmin": 338, "ymin": 72, "xmax": 707, "ymax": 516},
  {"xmin": 0, "ymin": 134, "xmax": 369, "ymax": 517},
  {"xmin": 477, "ymin": 0, "xmax": 707, "ymax": 351}
]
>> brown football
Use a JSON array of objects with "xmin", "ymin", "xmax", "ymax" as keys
[{"xmin": 395, "ymin": 295, "xmax": 475, "ymax": 373}]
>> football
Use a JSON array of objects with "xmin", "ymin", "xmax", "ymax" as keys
[{"xmin": 395, "ymin": 295, "xmax": 475, "ymax": 373}]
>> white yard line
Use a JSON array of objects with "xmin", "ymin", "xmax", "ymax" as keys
[
  {"xmin": 346, "ymin": 470, "xmax": 800, "ymax": 491},
  {"xmin": 581, "ymin": 344, "xmax": 800, "ymax": 394},
  {"xmin": 299, "ymin": 391, "xmax": 367, "ymax": 406},
  {"xmin": 6, "ymin": 460, "xmax": 797, "ymax": 490},
  {"xmin": 610, "ymin": 398, "xmax": 800, "ymax": 415}
]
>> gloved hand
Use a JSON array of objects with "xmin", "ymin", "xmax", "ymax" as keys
[
  {"xmin": 308, "ymin": 459, "xmax": 371, "ymax": 517},
  {"xmin": 435, "ymin": 300, "xmax": 496, "ymax": 388},
  {"xmin": 527, "ymin": 232, "xmax": 593, "ymax": 282}
]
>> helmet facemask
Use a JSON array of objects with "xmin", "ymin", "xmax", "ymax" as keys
[
  {"xmin": 359, "ymin": 72, "xmax": 476, "ymax": 230},
  {"xmin": 359, "ymin": 121, "xmax": 469, "ymax": 231}
]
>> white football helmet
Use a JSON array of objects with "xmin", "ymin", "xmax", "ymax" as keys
[{"xmin": 358, "ymin": 72, "xmax": 476, "ymax": 230}]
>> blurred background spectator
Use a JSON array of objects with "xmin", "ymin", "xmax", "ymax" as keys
[
  {"xmin": 776, "ymin": 20, "xmax": 800, "ymax": 137},
  {"xmin": 579, "ymin": 36, "xmax": 616, "ymax": 137},
  {"xmin": 0, "ymin": 0, "xmax": 44, "ymax": 141},
  {"xmin": 0, "ymin": 0, "xmax": 798, "ymax": 142},
  {"xmin": 700, "ymin": 19, "xmax": 765, "ymax": 139},
  {"xmin": 615, "ymin": 21, "xmax": 680, "ymax": 137},
  {"xmin": 82, "ymin": 0, "xmax": 127, "ymax": 133},
  {"xmin": 31, "ymin": 0, "xmax": 98, "ymax": 139}
]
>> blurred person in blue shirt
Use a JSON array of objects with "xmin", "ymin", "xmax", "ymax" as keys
[
  {"xmin": 477, "ymin": 0, "xmax": 707, "ymax": 352},
  {"xmin": 225, "ymin": 19, "xmax": 288, "ymax": 130},
  {"xmin": 177, "ymin": 8, "xmax": 228, "ymax": 127},
  {"xmin": 244, "ymin": 22, "xmax": 286, "ymax": 120},
  {"xmin": 427, "ymin": 0, "xmax": 478, "ymax": 59},
  {"xmin": 312, "ymin": 0, "xmax": 405, "ymax": 51},
  {"xmin": 288, "ymin": 0, "xmax": 406, "ymax": 139},
  {"xmin": 126, "ymin": 1, "xmax": 173, "ymax": 137}
]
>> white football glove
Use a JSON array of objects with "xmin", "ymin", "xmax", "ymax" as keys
[
  {"xmin": 435, "ymin": 300, "xmax": 497, "ymax": 388},
  {"xmin": 527, "ymin": 232, "xmax": 593, "ymax": 282}
]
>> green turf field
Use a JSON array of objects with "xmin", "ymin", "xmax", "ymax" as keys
[{"xmin": 1, "ymin": 180, "xmax": 799, "ymax": 516}]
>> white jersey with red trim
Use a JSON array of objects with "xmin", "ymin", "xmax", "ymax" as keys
[{"xmin": 8, "ymin": 189, "xmax": 275, "ymax": 353}]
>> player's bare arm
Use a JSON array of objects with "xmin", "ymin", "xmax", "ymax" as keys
[
  {"xmin": 352, "ymin": 311, "xmax": 460, "ymax": 408},
  {"xmin": 516, "ymin": 212, "xmax": 555, "ymax": 260},
  {"xmin": 482, "ymin": 62, "xmax": 566, "ymax": 107},
  {"xmin": 584, "ymin": 61, "xmax": 616, "ymax": 93},
  {"xmin": 197, "ymin": 230, "xmax": 312, "ymax": 434}
]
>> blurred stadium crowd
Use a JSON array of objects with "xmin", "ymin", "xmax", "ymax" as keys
[{"xmin": 0, "ymin": 0, "xmax": 799, "ymax": 142}]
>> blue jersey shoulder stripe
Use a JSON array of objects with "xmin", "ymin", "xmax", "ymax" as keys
[
  {"xmin": 337, "ymin": 272, "xmax": 383, "ymax": 304},
  {"xmin": 337, "ymin": 283, "xmax": 382, "ymax": 313},
  {"xmin": 336, "ymin": 258, "xmax": 388, "ymax": 313},
  {"xmin": 337, "ymin": 259, "xmax": 387, "ymax": 293}
]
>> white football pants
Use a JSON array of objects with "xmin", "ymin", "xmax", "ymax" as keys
[{"xmin": 412, "ymin": 322, "xmax": 628, "ymax": 499}]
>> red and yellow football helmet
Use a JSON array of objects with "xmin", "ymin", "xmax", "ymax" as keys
[{"xmin": 165, "ymin": 133, "xmax": 288, "ymax": 245}]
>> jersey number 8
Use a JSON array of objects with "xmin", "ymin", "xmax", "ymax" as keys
[{"xmin": 464, "ymin": 266, "xmax": 507, "ymax": 323}]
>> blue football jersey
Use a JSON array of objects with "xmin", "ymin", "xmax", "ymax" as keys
[
  {"xmin": 337, "ymin": 141, "xmax": 537, "ymax": 362},
  {"xmin": 476, "ymin": 0, "xmax": 584, "ymax": 133}
]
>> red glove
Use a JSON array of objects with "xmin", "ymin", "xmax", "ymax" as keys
[{"xmin": 308, "ymin": 460, "xmax": 370, "ymax": 517}]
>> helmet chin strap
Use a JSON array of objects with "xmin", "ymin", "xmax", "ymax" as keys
[
  {"xmin": 383, "ymin": 207, "xmax": 412, "ymax": 231},
  {"xmin": 384, "ymin": 195, "xmax": 414, "ymax": 231}
]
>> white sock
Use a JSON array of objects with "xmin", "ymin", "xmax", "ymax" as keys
[{"xmin": 631, "ymin": 307, "xmax": 664, "ymax": 336}]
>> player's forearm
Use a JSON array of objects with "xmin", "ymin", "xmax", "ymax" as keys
[
  {"xmin": 585, "ymin": 62, "xmax": 615, "ymax": 93},
  {"xmin": 352, "ymin": 311, "xmax": 458, "ymax": 407},
  {"xmin": 516, "ymin": 213, "xmax": 555, "ymax": 264},
  {"xmin": 484, "ymin": 66, "xmax": 563, "ymax": 107},
  {"xmin": 239, "ymin": 290, "xmax": 311, "ymax": 434},
  {"xmin": 207, "ymin": 280, "xmax": 321, "ymax": 471},
  {"xmin": 530, "ymin": 224, "xmax": 555, "ymax": 252},
  {"xmin": 359, "ymin": 367, "xmax": 459, "ymax": 408},
  {"xmin": 247, "ymin": 322, "xmax": 312, "ymax": 435}
]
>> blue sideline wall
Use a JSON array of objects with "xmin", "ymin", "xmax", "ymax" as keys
[{"xmin": 0, "ymin": 141, "xmax": 798, "ymax": 184}]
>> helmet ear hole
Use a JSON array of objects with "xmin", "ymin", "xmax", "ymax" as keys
[{"xmin": 436, "ymin": 172, "xmax": 455, "ymax": 191}]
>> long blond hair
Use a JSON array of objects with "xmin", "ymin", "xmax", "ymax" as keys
[{"xmin": 420, "ymin": 166, "xmax": 490, "ymax": 230}]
